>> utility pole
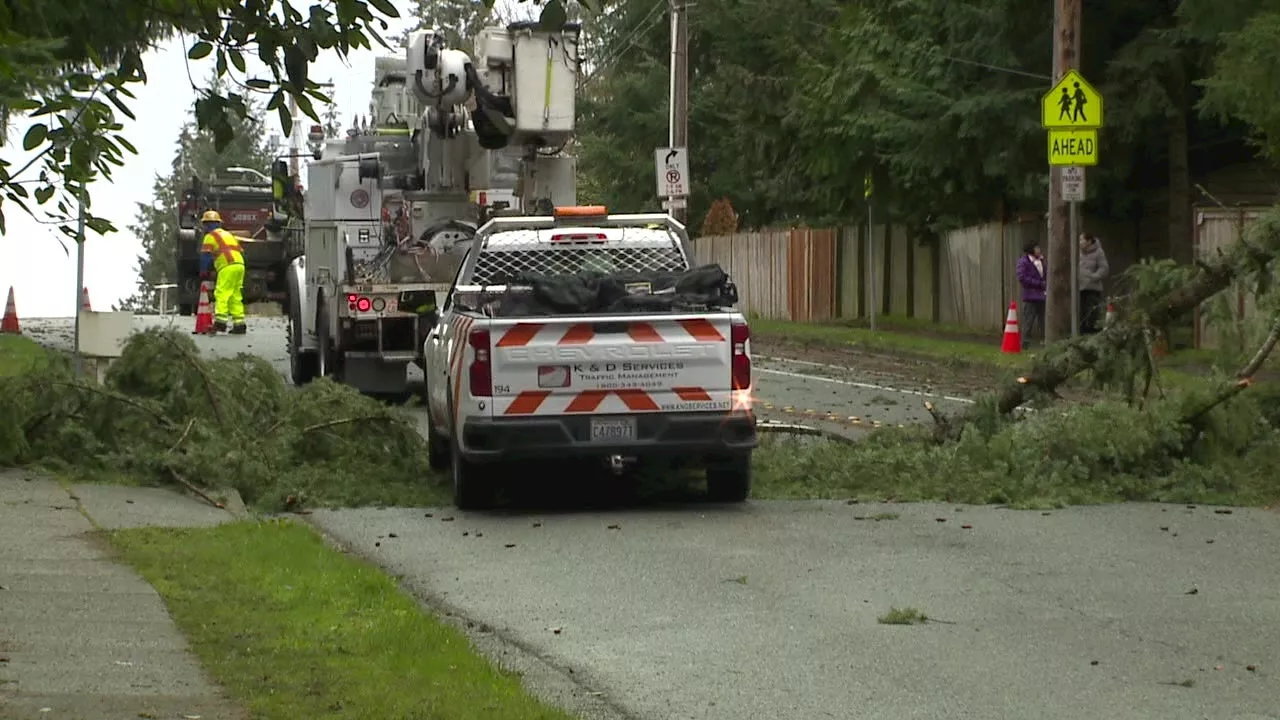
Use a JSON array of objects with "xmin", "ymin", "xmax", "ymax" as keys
[
  {"xmin": 289, "ymin": 93, "xmax": 301, "ymax": 180},
  {"xmin": 287, "ymin": 81, "xmax": 336, "ymax": 180},
  {"xmin": 668, "ymin": 0, "xmax": 689, "ymax": 224},
  {"xmin": 1046, "ymin": 0, "xmax": 1081, "ymax": 341}
]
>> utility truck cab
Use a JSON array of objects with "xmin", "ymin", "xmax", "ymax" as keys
[{"xmin": 424, "ymin": 206, "xmax": 757, "ymax": 509}]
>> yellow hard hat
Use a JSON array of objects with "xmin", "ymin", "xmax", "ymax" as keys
[{"xmin": 201, "ymin": 210, "xmax": 222, "ymax": 223}]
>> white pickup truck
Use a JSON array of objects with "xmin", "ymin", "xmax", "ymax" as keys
[{"xmin": 423, "ymin": 207, "xmax": 758, "ymax": 509}]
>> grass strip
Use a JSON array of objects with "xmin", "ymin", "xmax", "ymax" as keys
[
  {"xmin": 0, "ymin": 334, "xmax": 51, "ymax": 377},
  {"xmin": 108, "ymin": 519, "xmax": 576, "ymax": 720},
  {"xmin": 749, "ymin": 317, "xmax": 1020, "ymax": 369},
  {"xmin": 748, "ymin": 317, "xmax": 1225, "ymax": 391}
]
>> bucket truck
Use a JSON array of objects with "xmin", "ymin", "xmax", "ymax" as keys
[{"xmin": 284, "ymin": 21, "xmax": 582, "ymax": 397}]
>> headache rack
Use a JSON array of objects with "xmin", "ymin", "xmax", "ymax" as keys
[
  {"xmin": 457, "ymin": 212, "xmax": 693, "ymax": 289},
  {"xmin": 448, "ymin": 212, "xmax": 742, "ymax": 318}
]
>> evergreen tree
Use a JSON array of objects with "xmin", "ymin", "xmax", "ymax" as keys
[{"xmin": 115, "ymin": 73, "xmax": 275, "ymax": 311}]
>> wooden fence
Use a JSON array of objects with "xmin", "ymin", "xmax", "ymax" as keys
[
  {"xmin": 696, "ymin": 219, "xmax": 1046, "ymax": 331},
  {"xmin": 1193, "ymin": 206, "xmax": 1272, "ymax": 350},
  {"xmin": 692, "ymin": 229, "xmax": 839, "ymax": 321}
]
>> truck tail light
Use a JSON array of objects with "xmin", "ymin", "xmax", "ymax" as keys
[
  {"xmin": 731, "ymin": 321, "xmax": 751, "ymax": 390},
  {"xmin": 469, "ymin": 327, "xmax": 492, "ymax": 397},
  {"xmin": 550, "ymin": 233, "xmax": 607, "ymax": 243},
  {"xmin": 347, "ymin": 294, "xmax": 372, "ymax": 312}
]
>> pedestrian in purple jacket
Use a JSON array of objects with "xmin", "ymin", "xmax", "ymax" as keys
[{"xmin": 1016, "ymin": 241, "xmax": 1047, "ymax": 345}]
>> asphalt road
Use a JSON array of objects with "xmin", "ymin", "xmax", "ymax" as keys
[
  {"xmin": 19, "ymin": 314, "xmax": 1280, "ymax": 719},
  {"xmin": 19, "ymin": 314, "xmax": 969, "ymax": 439},
  {"xmin": 309, "ymin": 502, "xmax": 1280, "ymax": 720}
]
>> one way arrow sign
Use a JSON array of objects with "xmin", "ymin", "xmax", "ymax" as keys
[{"xmin": 655, "ymin": 146, "xmax": 690, "ymax": 199}]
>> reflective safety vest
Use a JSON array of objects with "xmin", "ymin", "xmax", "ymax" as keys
[{"xmin": 201, "ymin": 228, "xmax": 244, "ymax": 270}]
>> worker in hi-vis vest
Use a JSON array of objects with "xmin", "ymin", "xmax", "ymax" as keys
[{"xmin": 198, "ymin": 210, "xmax": 247, "ymax": 334}]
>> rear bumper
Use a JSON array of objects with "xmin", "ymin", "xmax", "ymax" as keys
[{"xmin": 458, "ymin": 411, "xmax": 758, "ymax": 462}]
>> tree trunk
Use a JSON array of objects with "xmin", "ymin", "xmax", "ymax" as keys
[{"xmin": 1167, "ymin": 56, "xmax": 1193, "ymax": 265}]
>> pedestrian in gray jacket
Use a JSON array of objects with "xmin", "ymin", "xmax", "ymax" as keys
[{"xmin": 1078, "ymin": 233, "xmax": 1109, "ymax": 334}]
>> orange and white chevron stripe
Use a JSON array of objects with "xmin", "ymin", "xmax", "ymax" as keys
[
  {"xmin": 499, "ymin": 386, "xmax": 728, "ymax": 416},
  {"xmin": 494, "ymin": 318, "xmax": 725, "ymax": 347}
]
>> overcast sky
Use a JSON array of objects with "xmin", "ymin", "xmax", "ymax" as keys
[{"xmin": 0, "ymin": 0, "xmax": 537, "ymax": 318}]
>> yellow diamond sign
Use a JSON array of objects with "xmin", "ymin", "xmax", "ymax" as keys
[{"xmin": 1041, "ymin": 70, "xmax": 1104, "ymax": 129}]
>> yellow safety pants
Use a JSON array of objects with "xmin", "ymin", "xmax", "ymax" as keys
[{"xmin": 213, "ymin": 263, "xmax": 246, "ymax": 325}]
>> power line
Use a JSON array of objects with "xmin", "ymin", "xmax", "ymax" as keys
[
  {"xmin": 938, "ymin": 54, "xmax": 1051, "ymax": 81},
  {"xmin": 580, "ymin": 0, "xmax": 668, "ymax": 88}
]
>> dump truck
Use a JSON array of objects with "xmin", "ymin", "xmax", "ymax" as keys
[{"xmin": 173, "ymin": 166, "xmax": 303, "ymax": 315}]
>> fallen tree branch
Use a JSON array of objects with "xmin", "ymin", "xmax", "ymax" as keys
[
  {"xmin": 162, "ymin": 334, "xmax": 226, "ymax": 428},
  {"xmin": 165, "ymin": 466, "xmax": 226, "ymax": 510},
  {"xmin": 50, "ymin": 380, "xmax": 176, "ymax": 429},
  {"xmin": 302, "ymin": 416, "xmax": 396, "ymax": 434},
  {"xmin": 931, "ymin": 209, "xmax": 1280, "ymax": 441},
  {"xmin": 167, "ymin": 417, "xmax": 196, "ymax": 455},
  {"xmin": 1238, "ymin": 317, "xmax": 1280, "ymax": 380},
  {"xmin": 1180, "ymin": 316, "xmax": 1280, "ymax": 435},
  {"xmin": 757, "ymin": 421, "xmax": 859, "ymax": 445}
]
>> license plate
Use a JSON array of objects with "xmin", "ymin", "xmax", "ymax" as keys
[{"xmin": 590, "ymin": 417, "xmax": 636, "ymax": 443}]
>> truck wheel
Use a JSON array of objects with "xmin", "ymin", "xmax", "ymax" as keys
[
  {"xmin": 424, "ymin": 400, "xmax": 451, "ymax": 471},
  {"xmin": 706, "ymin": 453, "xmax": 752, "ymax": 503},
  {"xmin": 288, "ymin": 292, "xmax": 317, "ymax": 386},
  {"xmin": 315, "ymin": 293, "xmax": 340, "ymax": 380},
  {"xmin": 178, "ymin": 303, "xmax": 194, "ymax": 317},
  {"xmin": 449, "ymin": 400, "xmax": 497, "ymax": 510}
]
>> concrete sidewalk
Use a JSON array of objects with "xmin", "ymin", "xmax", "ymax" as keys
[{"xmin": 0, "ymin": 472, "xmax": 245, "ymax": 720}]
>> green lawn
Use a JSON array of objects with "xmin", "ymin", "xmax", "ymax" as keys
[
  {"xmin": 0, "ymin": 334, "xmax": 51, "ymax": 377},
  {"xmin": 748, "ymin": 316, "xmax": 1231, "ymax": 388},
  {"xmin": 748, "ymin": 316, "xmax": 1023, "ymax": 369},
  {"xmin": 109, "ymin": 520, "xmax": 577, "ymax": 720}
]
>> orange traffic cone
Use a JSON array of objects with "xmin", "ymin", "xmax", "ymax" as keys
[
  {"xmin": 80, "ymin": 286, "xmax": 92, "ymax": 312},
  {"xmin": 1104, "ymin": 303, "xmax": 1117, "ymax": 327},
  {"xmin": 192, "ymin": 281, "xmax": 215, "ymax": 335},
  {"xmin": 1000, "ymin": 301, "xmax": 1021, "ymax": 354},
  {"xmin": 1, "ymin": 287, "xmax": 20, "ymax": 334}
]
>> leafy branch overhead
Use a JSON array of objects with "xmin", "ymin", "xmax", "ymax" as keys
[{"xmin": 0, "ymin": 0, "xmax": 597, "ymax": 244}]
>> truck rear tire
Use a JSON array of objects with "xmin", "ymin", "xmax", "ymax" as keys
[
  {"xmin": 315, "ymin": 292, "xmax": 341, "ymax": 380},
  {"xmin": 288, "ymin": 292, "xmax": 317, "ymax": 386},
  {"xmin": 178, "ymin": 303, "xmax": 194, "ymax": 317},
  {"xmin": 706, "ymin": 453, "xmax": 752, "ymax": 503},
  {"xmin": 425, "ymin": 402, "xmax": 451, "ymax": 471},
  {"xmin": 449, "ymin": 400, "xmax": 497, "ymax": 510}
]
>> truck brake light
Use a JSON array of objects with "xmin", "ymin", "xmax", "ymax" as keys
[
  {"xmin": 468, "ymin": 328, "xmax": 492, "ymax": 397},
  {"xmin": 550, "ymin": 233, "xmax": 607, "ymax": 243},
  {"xmin": 347, "ymin": 294, "xmax": 373, "ymax": 312},
  {"xmin": 731, "ymin": 321, "xmax": 751, "ymax": 390}
]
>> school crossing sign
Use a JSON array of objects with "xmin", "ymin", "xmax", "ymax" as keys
[
  {"xmin": 1048, "ymin": 130, "xmax": 1097, "ymax": 166},
  {"xmin": 1041, "ymin": 69, "xmax": 1104, "ymax": 167}
]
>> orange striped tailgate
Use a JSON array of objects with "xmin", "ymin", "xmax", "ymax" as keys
[
  {"xmin": 673, "ymin": 387, "xmax": 712, "ymax": 401},
  {"xmin": 627, "ymin": 322, "xmax": 664, "ymax": 342},
  {"xmin": 677, "ymin": 318, "xmax": 725, "ymax": 342},
  {"xmin": 559, "ymin": 324, "xmax": 594, "ymax": 344},
  {"xmin": 616, "ymin": 389, "xmax": 659, "ymax": 411},
  {"xmin": 505, "ymin": 390, "xmax": 551, "ymax": 415},
  {"xmin": 565, "ymin": 390, "xmax": 609, "ymax": 413},
  {"xmin": 496, "ymin": 323, "xmax": 542, "ymax": 347}
]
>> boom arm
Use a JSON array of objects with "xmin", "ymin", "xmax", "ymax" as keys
[{"xmin": 404, "ymin": 22, "xmax": 582, "ymax": 213}]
